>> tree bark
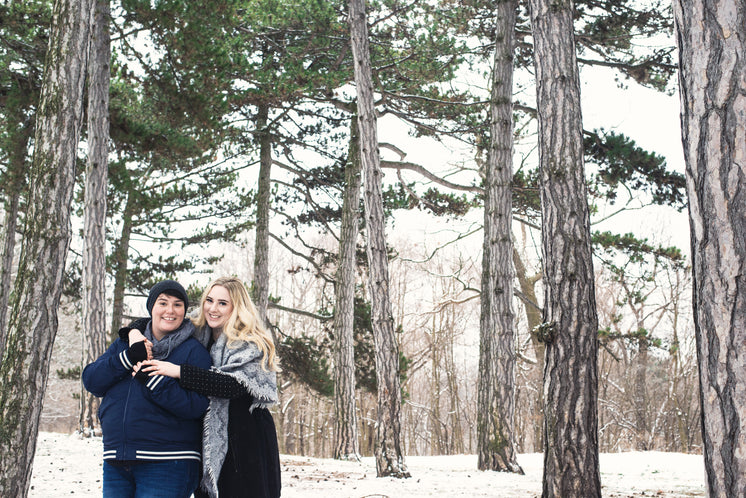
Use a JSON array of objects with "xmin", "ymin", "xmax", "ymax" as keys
[
  {"xmin": 333, "ymin": 116, "xmax": 362, "ymax": 460},
  {"xmin": 348, "ymin": 0, "xmax": 409, "ymax": 478},
  {"xmin": 477, "ymin": 0, "xmax": 523, "ymax": 474},
  {"xmin": 253, "ymin": 103, "xmax": 272, "ymax": 337},
  {"xmin": 80, "ymin": 0, "xmax": 110, "ymax": 435},
  {"xmin": 527, "ymin": 0, "xmax": 601, "ymax": 496},
  {"xmin": 0, "ymin": 119, "xmax": 32, "ymax": 360},
  {"xmin": 0, "ymin": 0, "xmax": 95, "ymax": 494},
  {"xmin": 109, "ymin": 193, "xmax": 135, "ymax": 338},
  {"xmin": 673, "ymin": 1, "xmax": 746, "ymax": 495},
  {"xmin": 0, "ymin": 188, "xmax": 20, "ymax": 359}
]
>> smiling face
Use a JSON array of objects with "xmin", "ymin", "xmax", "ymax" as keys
[
  {"xmin": 150, "ymin": 293, "xmax": 186, "ymax": 340},
  {"xmin": 202, "ymin": 285, "xmax": 234, "ymax": 332}
]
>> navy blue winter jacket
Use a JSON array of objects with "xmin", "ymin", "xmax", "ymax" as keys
[{"xmin": 82, "ymin": 330, "xmax": 211, "ymax": 462}]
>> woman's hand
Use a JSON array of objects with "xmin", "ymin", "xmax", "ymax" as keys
[
  {"xmin": 128, "ymin": 329, "xmax": 153, "ymax": 360},
  {"xmin": 138, "ymin": 359, "xmax": 181, "ymax": 379}
]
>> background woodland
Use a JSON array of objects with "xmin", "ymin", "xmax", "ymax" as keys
[{"xmin": 3, "ymin": 0, "xmax": 741, "ymax": 496}]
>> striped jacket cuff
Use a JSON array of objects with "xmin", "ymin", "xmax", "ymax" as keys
[
  {"xmin": 119, "ymin": 350, "xmax": 134, "ymax": 370},
  {"xmin": 146, "ymin": 374, "xmax": 165, "ymax": 390}
]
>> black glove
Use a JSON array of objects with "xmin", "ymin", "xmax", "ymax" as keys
[
  {"xmin": 124, "ymin": 341, "xmax": 148, "ymax": 366},
  {"xmin": 118, "ymin": 317, "xmax": 150, "ymax": 343}
]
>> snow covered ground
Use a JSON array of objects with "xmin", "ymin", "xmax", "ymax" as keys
[{"xmin": 30, "ymin": 431, "xmax": 705, "ymax": 497}]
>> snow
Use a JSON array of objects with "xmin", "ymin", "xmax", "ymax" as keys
[{"xmin": 30, "ymin": 432, "xmax": 706, "ymax": 497}]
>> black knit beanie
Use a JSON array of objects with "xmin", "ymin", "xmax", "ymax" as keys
[{"xmin": 146, "ymin": 279, "xmax": 189, "ymax": 316}]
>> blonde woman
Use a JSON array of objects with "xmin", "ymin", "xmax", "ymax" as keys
[{"xmin": 134, "ymin": 277, "xmax": 281, "ymax": 498}]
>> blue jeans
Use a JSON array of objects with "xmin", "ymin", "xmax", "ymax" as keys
[{"xmin": 103, "ymin": 460, "xmax": 200, "ymax": 498}]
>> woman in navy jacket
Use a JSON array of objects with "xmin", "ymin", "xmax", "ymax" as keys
[{"xmin": 83, "ymin": 279, "xmax": 212, "ymax": 498}]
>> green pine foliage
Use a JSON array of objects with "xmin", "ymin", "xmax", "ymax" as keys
[
  {"xmin": 574, "ymin": 0, "xmax": 676, "ymax": 91},
  {"xmin": 0, "ymin": 0, "xmax": 50, "ymax": 213},
  {"xmin": 585, "ymin": 130, "xmax": 687, "ymax": 210},
  {"xmin": 279, "ymin": 296, "xmax": 410, "ymax": 398},
  {"xmin": 279, "ymin": 334, "xmax": 335, "ymax": 397},
  {"xmin": 56, "ymin": 366, "xmax": 81, "ymax": 380},
  {"xmin": 593, "ymin": 231, "xmax": 684, "ymax": 268}
]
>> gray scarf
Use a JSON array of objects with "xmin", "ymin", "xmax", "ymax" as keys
[
  {"xmin": 144, "ymin": 319, "xmax": 195, "ymax": 359},
  {"xmin": 193, "ymin": 326, "xmax": 278, "ymax": 498}
]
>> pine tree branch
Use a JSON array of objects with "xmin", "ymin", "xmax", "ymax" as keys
[
  {"xmin": 268, "ymin": 301, "xmax": 333, "ymax": 322},
  {"xmin": 272, "ymin": 178, "xmax": 341, "ymax": 243},
  {"xmin": 380, "ymin": 160, "xmax": 482, "ymax": 193},
  {"xmin": 268, "ymin": 231, "xmax": 335, "ymax": 284}
]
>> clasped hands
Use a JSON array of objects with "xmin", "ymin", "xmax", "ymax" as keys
[{"xmin": 132, "ymin": 359, "xmax": 181, "ymax": 379}]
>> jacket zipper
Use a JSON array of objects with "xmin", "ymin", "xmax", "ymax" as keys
[{"xmin": 122, "ymin": 376, "xmax": 133, "ymax": 459}]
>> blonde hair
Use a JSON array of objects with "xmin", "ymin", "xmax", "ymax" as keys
[{"xmin": 193, "ymin": 276, "xmax": 280, "ymax": 371}]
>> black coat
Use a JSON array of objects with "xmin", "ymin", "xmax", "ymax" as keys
[
  {"xmin": 180, "ymin": 364, "xmax": 281, "ymax": 498},
  {"xmin": 217, "ymin": 397, "xmax": 281, "ymax": 497}
]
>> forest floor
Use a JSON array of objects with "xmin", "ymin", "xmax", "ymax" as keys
[{"xmin": 31, "ymin": 431, "xmax": 705, "ymax": 497}]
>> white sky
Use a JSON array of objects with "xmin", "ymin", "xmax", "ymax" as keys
[{"xmin": 374, "ymin": 59, "xmax": 690, "ymax": 259}]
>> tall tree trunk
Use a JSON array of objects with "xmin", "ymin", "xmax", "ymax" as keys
[
  {"xmin": 0, "ymin": 0, "xmax": 94, "ymax": 494},
  {"xmin": 477, "ymin": 0, "xmax": 523, "ymax": 474},
  {"xmin": 80, "ymin": 0, "xmax": 110, "ymax": 435},
  {"xmin": 527, "ymin": 0, "xmax": 601, "ymax": 496},
  {"xmin": 253, "ymin": 103, "xmax": 272, "ymax": 336},
  {"xmin": 673, "ymin": 1, "xmax": 746, "ymax": 495},
  {"xmin": 109, "ymin": 194, "xmax": 135, "ymax": 338},
  {"xmin": 333, "ymin": 117, "xmax": 362, "ymax": 460},
  {"xmin": 348, "ymin": 0, "xmax": 409, "ymax": 478},
  {"xmin": 0, "ymin": 119, "xmax": 32, "ymax": 360}
]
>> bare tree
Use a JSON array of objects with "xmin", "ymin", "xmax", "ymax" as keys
[
  {"xmin": 673, "ymin": 1, "xmax": 746, "ymax": 495},
  {"xmin": 79, "ymin": 0, "xmax": 110, "ymax": 435},
  {"xmin": 513, "ymin": 247, "xmax": 544, "ymax": 451},
  {"xmin": 333, "ymin": 117, "xmax": 362, "ymax": 460},
  {"xmin": 0, "ymin": 0, "xmax": 95, "ymax": 493},
  {"xmin": 527, "ymin": 0, "xmax": 601, "ymax": 495},
  {"xmin": 348, "ymin": 0, "xmax": 409, "ymax": 478},
  {"xmin": 477, "ymin": 0, "xmax": 523, "ymax": 474}
]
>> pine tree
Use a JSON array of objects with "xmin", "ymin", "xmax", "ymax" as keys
[
  {"xmin": 0, "ymin": 0, "xmax": 95, "ymax": 494},
  {"xmin": 527, "ymin": 0, "xmax": 601, "ymax": 495},
  {"xmin": 673, "ymin": 0, "xmax": 746, "ymax": 495},
  {"xmin": 79, "ymin": 0, "xmax": 110, "ymax": 435},
  {"xmin": 333, "ymin": 116, "xmax": 363, "ymax": 460},
  {"xmin": 349, "ymin": 0, "xmax": 410, "ymax": 478},
  {"xmin": 477, "ymin": 0, "xmax": 523, "ymax": 474}
]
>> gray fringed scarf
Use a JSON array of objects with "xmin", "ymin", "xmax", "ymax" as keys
[
  {"xmin": 144, "ymin": 319, "xmax": 195, "ymax": 359},
  {"xmin": 193, "ymin": 326, "xmax": 278, "ymax": 498}
]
